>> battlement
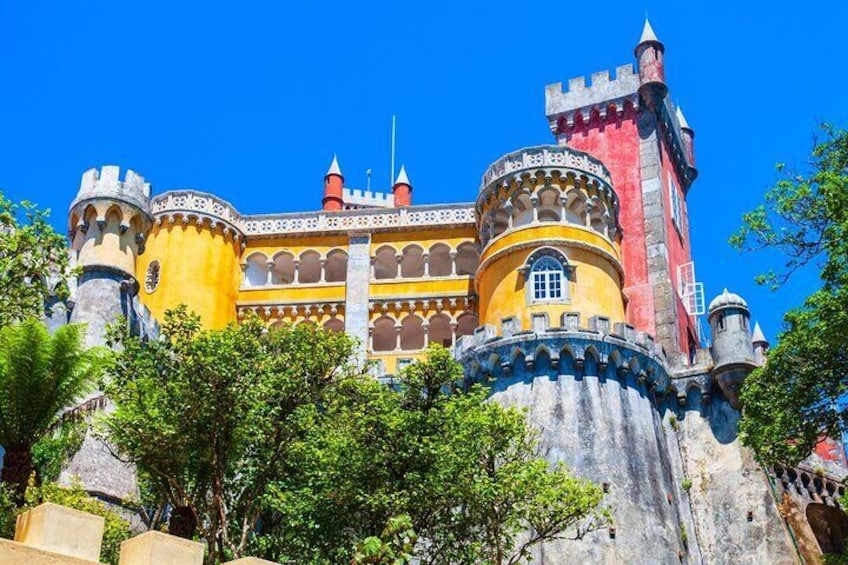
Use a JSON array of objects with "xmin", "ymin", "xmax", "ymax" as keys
[
  {"xmin": 342, "ymin": 187, "xmax": 394, "ymax": 208},
  {"xmin": 545, "ymin": 64, "xmax": 640, "ymax": 124},
  {"xmin": 71, "ymin": 166, "xmax": 151, "ymax": 214}
]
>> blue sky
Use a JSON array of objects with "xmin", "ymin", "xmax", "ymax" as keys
[{"xmin": 1, "ymin": 0, "xmax": 846, "ymax": 342}]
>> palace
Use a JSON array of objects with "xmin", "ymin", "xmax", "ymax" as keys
[{"xmin": 55, "ymin": 20, "xmax": 848, "ymax": 565}]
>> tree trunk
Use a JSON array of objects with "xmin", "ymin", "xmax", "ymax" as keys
[
  {"xmin": 168, "ymin": 505, "xmax": 198, "ymax": 539},
  {"xmin": 1, "ymin": 445, "xmax": 34, "ymax": 505}
]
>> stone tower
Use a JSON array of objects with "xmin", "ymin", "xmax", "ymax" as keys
[
  {"xmin": 61, "ymin": 166, "xmax": 152, "ymax": 500},
  {"xmin": 707, "ymin": 289, "xmax": 755, "ymax": 409}
]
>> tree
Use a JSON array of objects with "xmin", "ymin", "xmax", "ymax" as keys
[
  {"xmin": 261, "ymin": 345, "xmax": 606, "ymax": 565},
  {"xmin": 731, "ymin": 124, "xmax": 848, "ymax": 465},
  {"xmin": 0, "ymin": 192, "xmax": 74, "ymax": 328},
  {"xmin": 102, "ymin": 306, "xmax": 359, "ymax": 564},
  {"xmin": 0, "ymin": 319, "xmax": 103, "ymax": 502}
]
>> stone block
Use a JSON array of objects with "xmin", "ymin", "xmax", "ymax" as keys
[
  {"xmin": 15, "ymin": 502, "xmax": 104, "ymax": 562},
  {"xmin": 474, "ymin": 324, "xmax": 496, "ymax": 345},
  {"xmin": 588, "ymin": 315, "xmax": 610, "ymax": 334},
  {"xmin": 0, "ymin": 538, "xmax": 102, "ymax": 565},
  {"xmin": 560, "ymin": 311, "xmax": 580, "ymax": 330},
  {"xmin": 118, "ymin": 531, "xmax": 204, "ymax": 565},
  {"xmin": 501, "ymin": 316, "xmax": 519, "ymax": 337},
  {"xmin": 613, "ymin": 322, "xmax": 636, "ymax": 342},
  {"xmin": 531, "ymin": 312, "xmax": 549, "ymax": 334},
  {"xmin": 224, "ymin": 559, "xmax": 279, "ymax": 564}
]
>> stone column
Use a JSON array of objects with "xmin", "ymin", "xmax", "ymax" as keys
[
  {"xmin": 423, "ymin": 253, "xmax": 430, "ymax": 277},
  {"xmin": 423, "ymin": 321, "xmax": 430, "ymax": 346},
  {"xmin": 450, "ymin": 321, "xmax": 458, "ymax": 347},
  {"xmin": 345, "ymin": 234, "xmax": 372, "ymax": 361},
  {"xmin": 395, "ymin": 253, "xmax": 403, "ymax": 278},
  {"xmin": 530, "ymin": 195, "xmax": 539, "ymax": 223},
  {"xmin": 265, "ymin": 260, "xmax": 274, "ymax": 285},
  {"xmin": 319, "ymin": 259, "xmax": 327, "ymax": 283},
  {"xmin": 450, "ymin": 251, "xmax": 458, "ymax": 276},
  {"xmin": 394, "ymin": 325, "xmax": 402, "ymax": 352},
  {"xmin": 504, "ymin": 201, "xmax": 514, "ymax": 229},
  {"xmin": 293, "ymin": 260, "xmax": 300, "ymax": 284},
  {"xmin": 559, "ymin": 194, "xmax": 568, "ymax": 223}
]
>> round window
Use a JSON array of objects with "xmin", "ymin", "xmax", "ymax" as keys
[{"xmin": 145, "ymin": 260, "xmax": 161, "ymax": 293}]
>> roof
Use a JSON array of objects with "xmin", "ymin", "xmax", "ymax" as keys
[{"xmin": 708, "ymin": 288, "xmax": 749, "ymax": 314}]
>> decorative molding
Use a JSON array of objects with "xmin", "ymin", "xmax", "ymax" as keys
[{"xmin": 480, "ymin": 145, "xmax": 613, "ymax": 190}]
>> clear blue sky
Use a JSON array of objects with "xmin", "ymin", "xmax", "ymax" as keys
[{"xmin": 1, "ymin": 0, "xmax": 846, "ymax": 342}]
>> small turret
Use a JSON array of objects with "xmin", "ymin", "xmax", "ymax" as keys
[
  {"xmin": 708, "ymin": 289, "xmax": 756, "ymax": 408},
  {"xmin": 752, "ymin": 321, "xmax": 769, "ymax": 366},
  {"xmin": 392, "ymin": 165, "xmax": 412, "ymax": 207},
  {"xmin": 322, "ymin": 155, "xmax": 345, "ymax": 211},
  {"xmin": 676, "ymin": 106, "xmax": 698, "ymax": 181},
  {"xmin": 634, "ymin": 19, "xmax": 667, "ymax": 111}
]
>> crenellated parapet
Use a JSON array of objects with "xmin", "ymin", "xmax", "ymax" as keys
[
  {"xmin": 456, "ymin": 312, "xmax": 669, "ymax": 395},
  {"xmin": 544, "ymin": 65, "xmax": 640, "ymax": 135}
]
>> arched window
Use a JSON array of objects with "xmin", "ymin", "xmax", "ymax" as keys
[{"xmin": 530, "ymin": 256, "xmax": 564, "ymax": 302}]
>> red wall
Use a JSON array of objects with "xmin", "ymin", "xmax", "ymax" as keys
[{"xmin": 562, "ymin": 107, "xmax": 656, "ymax": 336}]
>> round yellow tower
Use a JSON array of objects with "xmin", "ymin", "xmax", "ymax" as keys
[
  {"xmin": 137, "ymin": 191, "xmax": 243, "ymax": 328},
  {"xmin": 475, "ymin": 145, "xmax": 625, "ymax": 333},
  {"xmin": 68, "ymin": 166, "xmax": 153, "ymax": 346}
]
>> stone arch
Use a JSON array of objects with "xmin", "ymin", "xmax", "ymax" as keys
[
  {"xmin": 325, "ymin": 249, "xmax": 348, "ymax": 282},
  {"xmin": 583, "ymin": 346, "xmax": 600, "ymax": 376},
  {"xmin": 428, "ymin": 243, "xmax": 452, "ymax": 277},
  {"xmin": 512, "ymin": 191, "xmax": 534, "ymax": 227},
  {"xmin": 372, "ymin": 316, "xmax": 396, "ymax": 352},
  {"xmin": 323, "ymin": 318, "xmax": 344, "ymax": 333},
  {"xmin": 400, "ymin": 244, "xmax": 425, "ymax": 278},
  {"xmin": 535, "ymin": 344, "xmax": 554, "ymax": 374},
  {"xmin": 298, "ymin": 250, "xmax": 321, "ymax": 283},
  {"xmin": 244, "ymin": 252, "xmax": 269, "ymax": 287},
  {"xmin": 492, "ymin": 201, "xmax": 510, "ymax": 238},
  {"xmin": 428, "ymin": 313, "xmax": 452, "ymax": 347},
  {"xmin": 589, "ymin": 198, "xmax": 607, "ymax": 235},
  {"xmin": 271, "ymin": 251, "xmax": 295, "ymax": 285},
  {"xmin": 456, "ymin": 312, "xmax": 478, "ymax": 338},
  {"xmin": 509, "ymin": 347, "xmax": 526, "ymax": 372},
  {"xmin": 400, "ymin": 314, "xmax": 425, "ymax": 351},
  {"xmin": 559, "ymin": 345, "xmax": 576, "ymax": 375},
  {"xmin": 455, "ymin": 242, "xmax": 479, "ymax": 276},
  {"xmin": 374, "ymin": 245, "xmax": 399, "ymax": 280},
  {"xmin": 806, "ymin": 503, "xmax": 848, "ymax": 556},
  {"xmin": 536, "ymin": 187, "xmax": 561, "ymax": 222}
]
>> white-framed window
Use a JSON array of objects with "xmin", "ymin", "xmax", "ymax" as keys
[
  {"xmin": 668, "ymin": 173, "xmax": 683, "ymax": 234},
  {"xmin": 531, "ymin": 256, "xmax": 564, "ymax": 301}
]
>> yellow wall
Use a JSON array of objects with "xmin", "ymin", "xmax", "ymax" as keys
[
  {"xmin": 477, "ymin": 224, "xmax": 625, "ymax": 331},
  {"xmin": 137, "ymin": 222, "xmax": 241, "ymax": 329}
]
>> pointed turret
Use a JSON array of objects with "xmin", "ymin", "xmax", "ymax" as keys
[
  {"xmin": 676, "ymin": 105, "xmax": 698, "ymax": 181},
  {"xmin": 392, "ymin": 165, "xmax": 412, "ymax": 207},
  {"xmin": 322, "ymin": 154, "xmax": 345, "ymax": 211},
  {"xmin": 634, "ymin": 19, "xmax": 667, "ymax": 111},
  {"xmin": 752, "ymin": 321, "xmax": 769, "ymax": 366}
]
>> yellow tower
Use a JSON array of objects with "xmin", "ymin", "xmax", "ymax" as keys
[
  {"xmin": 475, "ymin": 145, "xmax": 625, "ymax": 335},
  {"xmin": 68, "ymin": 166, "xmax": 152, "ymax": 346}
]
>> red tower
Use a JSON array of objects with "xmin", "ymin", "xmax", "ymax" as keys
[
  {"xmin": 545, "ymin": 19, "xmax": 701, "ymax": 364},
  {"xmin": 322, "ymin": 155, "xmax": 344, "ymax": 211}
]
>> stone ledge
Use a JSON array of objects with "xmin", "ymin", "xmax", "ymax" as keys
[
  {"xmin": 118, "ymin": 531, "xmax": 204, "ymax": 565},
  {"xmin": 0, "ymin": 538, "xmax": 102, "ymax": 565},
  {"xmin": 15, "ymin": 502, "xmax": 104, "ymax": 562}
]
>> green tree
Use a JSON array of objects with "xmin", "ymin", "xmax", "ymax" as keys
[
  {"xmin": 0, "ymin": 319, "xmax": 104, "ymax": 502},
  {"xmin": 102, "ymin": 306, "xmax": 359, "ymax": 564},
  {"xmin": 0, "ymin": 192, "xmax": 74, "ymax": 328},
  {"xmin": 731, "ymin": 124, "xmax": 848, "ymax": 465},
  {"xmin": 262, "ymin": 345, "xmax": 606, "ymax": 565}
]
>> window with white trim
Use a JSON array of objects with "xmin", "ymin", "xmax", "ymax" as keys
[{"xmin": 531, "ymin": 256, "xmax": 564, "ymax": 301}]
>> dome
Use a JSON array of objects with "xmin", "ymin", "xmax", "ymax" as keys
[{"xmin": 708, "ymin": 288, "xmax": 748, "ymax": 314}]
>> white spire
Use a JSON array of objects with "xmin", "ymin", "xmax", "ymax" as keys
[
  {"xmin": 675, "ymin": 106, "xmax": 690, "ymax": 130},
  {"xmin": 639, "ymin": 18, "xmax": 660, "ymax": 44},
  {"xmin": 394, "ymin": 164, "xmax": 411, "ymax": 186},
  {"xmin": 752, "ymin": 322, "xmax": 768, "ymax": 345},
  {"xmin": 326, "ymin": 154, "xmax": 343, "ymax": 178}
]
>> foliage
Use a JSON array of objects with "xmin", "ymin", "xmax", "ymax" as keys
[
  {"xmin": 351, "ymin": 515, "xmax": 417, "ymax": 565},
  {"xmin": 260, "ymin": 344, "xmax": 606, "ymax": 565},
  {"xmin": 731, "ymin": 124, "xmax": 848, "ymax": 465},
  {"xmin": 0, "ymin": 319, "xmax": 105, "ymax": 500},
  {"xmin": 31, "ymin": 419, "xmax": 86, "ymax": 484},
  {"xmin": 0, "ymin": 479, "xmax": 131, "ymax": 565},
  {"xmin": 681, "ymin": 478, "xmax": 692, "ymax": 492},
  {"xmin": 0, "ymin": 191, "xmax": 74, "ymax": 328},
  {"xmin": 102, "ymin": 306, "xmax": 359, "ymax": 564}
]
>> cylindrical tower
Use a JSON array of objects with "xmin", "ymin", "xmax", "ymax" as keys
[
  {"xmin": 634, "ymin": 19, "xmax": 667, "ymax": 111},
  {"xmin": 392, "ymin": 165, "xmax": 412, "ymax": 207},
  {"xmin": 67, "ymin": 166, "xmax": 152, "ymax": 347},
  {"xmin": 475, "ymin": 145, "xmax": 624, "ymax": 333},
  {"xmin": 140, "ymin": 191, "xmax": 243, "ymax": 329},
  {"xmin": 322, "ymin": 155, "xmax": 344, "ymax": 211},
  {"xmin": 676, "ymin": 106, "xmax": 698, "ymax": 181},
  {"xmin": 459, "ymin": 145, "xmax": 692, "ymax": 563},
  {"xmin": 708, "ymin": 289, "xmax": 756, "ymax": 408}
]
